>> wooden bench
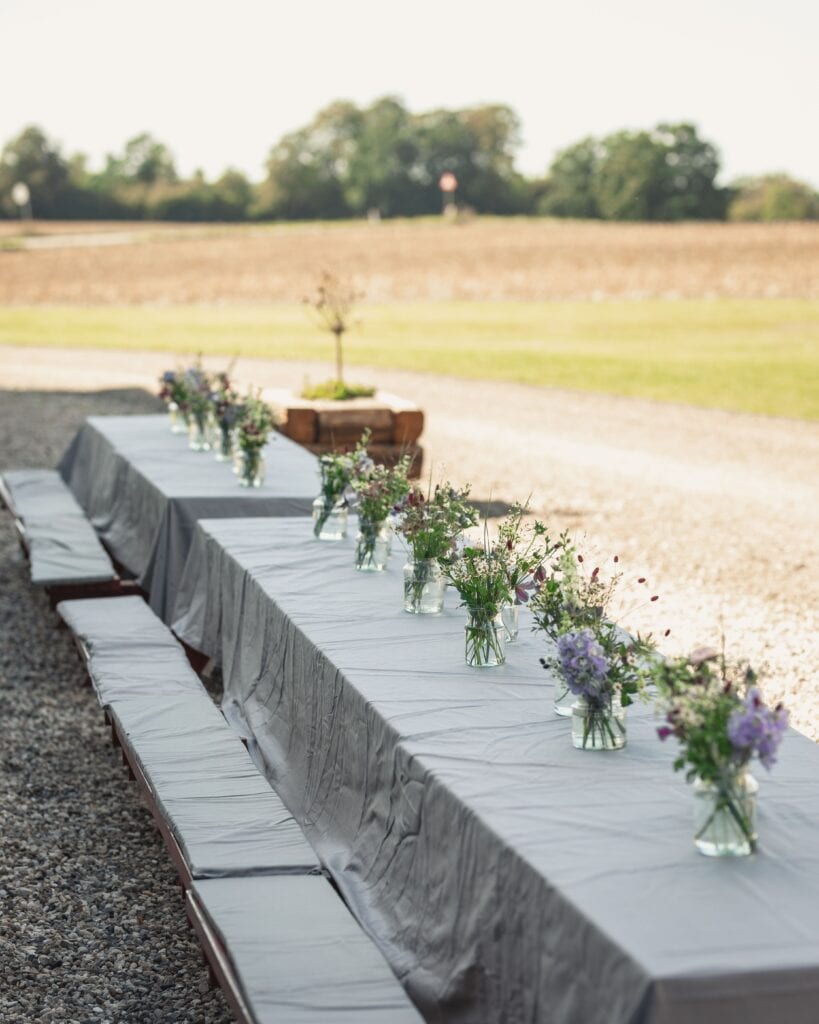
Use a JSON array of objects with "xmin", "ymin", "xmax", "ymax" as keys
[
  {"xmin": 57, "ymin": 599, "xmax": 422, "ymax": 1021},
  {"xmin": 58, "ymin": 596, "xmax": 320, "ymax": 885},
  {"xmin": 187, "ymin": 876, "xmax": 424, "ymax": 1024},
  {"xmin": 0, "ymin": 469, "xmax": 129, "ymax": 601}
]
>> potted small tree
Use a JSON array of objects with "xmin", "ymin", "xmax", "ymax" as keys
[{"xmin": 302, "ymin": 270, "xmax": 374, "ymax": 401}]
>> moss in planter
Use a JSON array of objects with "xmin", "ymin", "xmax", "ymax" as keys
[{"xmin": 301, "ymin": 380, "xmax": 376, "ymax": 401}]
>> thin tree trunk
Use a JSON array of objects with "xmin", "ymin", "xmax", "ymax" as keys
[{"xmin": 334, "ymin": 328, "xmax": 344, "ymax": 385}]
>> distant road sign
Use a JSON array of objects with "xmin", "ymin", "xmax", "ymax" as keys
[
  {"xmin": 11, "ymin": 182, "xmax": 30, "ymax": 207},
  {"xmin": 439, "ymin": 172, "xmax": 458, "ymax": 193}
]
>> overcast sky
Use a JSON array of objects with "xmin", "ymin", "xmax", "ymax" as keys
[{"xmin": 2, "ymin": 0, "xmax": 816, "ymax": 186}]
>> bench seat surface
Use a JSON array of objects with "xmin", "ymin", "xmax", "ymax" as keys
[
  {"xmin": 193, "ymin": 875, "xmax": 424, "ymax": 1023},
  {"xmin": 58, "ymin": 596, "xmax": 202, "ymax": 704},
  {"xmin": 111, "ymin": 695, "xmax": 320, "ymax": 878},
  {"xmin": 2, "ymin": 469, "xmax": 115, "ymax": 585}
]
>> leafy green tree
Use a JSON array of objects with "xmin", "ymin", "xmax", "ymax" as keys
[
  {"xmin": 148, "ymin": 168, "xmax": 253, "ymax": 221},
  {"xmin": 343, "ymin": 96, "xmax": 422, "ymax": 216},
  {"xmin": 538, "ymin": 137, "xmax": 601, "ymax": 218},
  {"xmin": 256, "ymin": 100, "xmax": 360, "ymax": 219},
  {"xmin": 540, "ymin": 122, "xmax": 726, "ymax": 221},
  {"xmin": 0, "ymin": 125, "xmax": 70, "ymax": 217},
  {"xmin": 257, "ymin": 97, "xmax": 528, "ymax": 219},
  {"xmin": 593, "ymin": 130, "xmax": 667, "ymax": 220},
  {"xmin": 728, "ymin": 174, "xmax": 819, "ymax": 221},
  {"xmin": 412, "ymin": 104, "xmax": 527, "ymax": 214},
  {"xmin": 650, "ymin": 122, "xmax": 726, "ymax": 220},
  {"xmin": 106, "ymin": 132, "xmax": 177, "ymax": 186}
]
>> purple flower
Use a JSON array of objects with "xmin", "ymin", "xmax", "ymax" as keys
[
  {"xmin": 556, "ymin": 629, "xmax": 610, "ymax": 702},
  {"xmin": 727, "ymin": 688, "xmax": 788, "ymax": 769}
]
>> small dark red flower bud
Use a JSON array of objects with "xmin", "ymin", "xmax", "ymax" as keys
[
  {"xmin": 577, "ymin": 554, "xmax": 584, "ymax": 563},
  {"xmin": 638, "ymin": 577, "xmax": 646, "ymax": 584},
  {"xmin": 650, "ymin": 595, "xmax": 658, "ymax": 602}
]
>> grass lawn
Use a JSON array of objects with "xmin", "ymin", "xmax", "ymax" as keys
[{"xmin": 1, "ymin": 298, "xmax": 817, "ymax": 420}]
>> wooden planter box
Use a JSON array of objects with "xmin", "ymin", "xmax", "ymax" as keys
[{"xmin": 265, "ymin": 388, "xmax": 425, "ymax": 478}]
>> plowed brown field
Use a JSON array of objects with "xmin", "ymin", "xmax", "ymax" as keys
[{"xmin": 2, "ymin": 218, "xmax": 818, "ymax": 303}]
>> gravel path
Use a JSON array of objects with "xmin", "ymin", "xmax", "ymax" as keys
[{"xmin": 0, "ymin": 389, "xmax": 232, "ymax": 1024}]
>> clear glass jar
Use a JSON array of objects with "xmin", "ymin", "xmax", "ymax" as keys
[
  {"xmin": 355, "ymin": 518, "xmax": 392, "ymax": 572},
  {"xmin": 168, "ymin": 401, "xmax": 187, "ymax": 434},
  {"xmin": 312, "ymin": 496, "xmax": 348, "ymax": 540},
  {"xmin": 188, "ymin": 411, "xmax": 211, "ymax": 452},
  {"xmin": 403, "ymin": 558, "xmax": 446, "ymax": 614},
  {"xmin": 237, "ymin": 448, "xmax": 265, "ymax": 488},
  {"xmin": 571, "ymin": 695, "xmax": 626, "ymax": 750},
  {"xmin": 500, "ymin": 602, "xmax": 520, "ymax": 642},
  {"xmin": 554, "ymin": 678, "xmax": 575, "ymax": 717},
  {"xmin": 465, "ymin": 611, "xmax": 506, "ymax": 667},
  {"xmin": 693, "ymin": 771, "xmax": 758, "ymax": 857},
  {"xmin": 214, "ymin": 422, "xmax": 233, "ymax": 462}
]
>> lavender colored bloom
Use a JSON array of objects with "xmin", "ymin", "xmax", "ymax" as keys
[
  {"xmin": 727, "ymin": 688, "xmax": 789, "ymax": 769},
  {"xmin": 556, "ymin": 629, "xmax": 610, "ymax": 702},
  {"xmin": 162, "ymin": 370, "xmax": 176, "ymax": 384}
]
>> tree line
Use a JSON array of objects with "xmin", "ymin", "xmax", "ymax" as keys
[{"xmin": 2, "ymin": 97, "xmax": 817, "ymax": 223}]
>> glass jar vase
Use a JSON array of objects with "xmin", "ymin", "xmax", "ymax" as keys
[
  {"xmin": 312, "ymin": 497, "xmax": 348, "ymax": 540},
  {"xmin": 500, "ymin": 602, "xmax": 520, "ymax": 642},
  {"xmin": 403, "ymin": 558, "xmax": 446, "ymax": 614},
  {"xmin": 237, "ymin": 448, "xmax": 265, "ymax": 488},
  {"xmin": 168, "ymin": 401, "xmax": 187, "ymax": 434},
  {"xmin": 465, "ymin": 611, "xmax": 506, "ymax": 667},
  {"xmin": 188, "ymin": 412, "xmax": 211, "ymax": 452},
  {"xmin": 355, "ymin": 518, "xmax": 392, "ymax": 572},
  {"xmin": 554, "ymin": 678, "xmax": 575, "ymax": 718},
  {"xmin": 571, "ymin": 695, "xmax": 626, "ymax": 750},
  {"xmin": 693, "ymin": 771, "xmax": 758, "ymax": 857},
  {"xmin": 214, "ymin": 422, "xmax": 233, "ymax": 462}
]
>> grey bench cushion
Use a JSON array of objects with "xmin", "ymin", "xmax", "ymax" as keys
[
  {"xmin": 110, "ymin": 695, "xmax": 319, "ymax": 878},
  {"xmin": 58, "ymin": 596, "xmax": 202, "ymax": 705},
  {"xmin": 58, "ymin": 596, "xmax": 318, "ymax": 878},
  {"xmin": 192, "ymin": 876, "xmax": 424, "ymax": 1023},
  {"xmin": 1, "ymin": 469, "xmax": 116, "ymax": 586}
]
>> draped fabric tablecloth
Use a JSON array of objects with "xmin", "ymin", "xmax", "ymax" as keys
[
  {"xmin": 58, "ymin": 415, "xmax": 317, "ymax": 620},
  {"xmin": 172, "ymin": 517, "xmax": 819, "ymax": 1024}
]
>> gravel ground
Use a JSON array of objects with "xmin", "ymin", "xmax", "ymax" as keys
[{"xmin": 0, "ymin": 389, "xmax": 232, "ymax": 1024}]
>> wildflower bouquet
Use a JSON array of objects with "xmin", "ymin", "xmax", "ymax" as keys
[
  {"xmin": 349, "ymin": 453, "xmax": 411, "ymax": 569},
  {"xmin": 235, "ymin": 393, "xmax": 276, "ymax": 487},
  {"xmin": 652, "ymin": 648, "xmax": 788, "ymax": 854},
  {"xmin": 394, "ymin": 481, "xmax": 478, "ymax": 614},
  {"xmin": 534, "ymin": 550, "xmax": 661, "ymax": 744},
  {"xmin": 182, "ymin": 363, "xmax": 212, "ymax": 420},
  {"xmin": 313, "ymin": 431, "xmax": 371, "ymax": 539},
  {"xmin": 158, "ymin": 369, "xmax": 190, "ymax": 409},
  {"xmin": 210, "ymin": 371, "xmax": 243, "ymax": 460},
  {"xmin": 552, "ymin": 624, "xmax": 654, "ymax": 748},
  {"xmin": 441, "ymin": 528, "xmax": 510, "ymax": 666},
  {"xmin": 495, "ymin": 504, "xmax": 558, "ymax": 607},
  {"xmin": 493, "ymin": 505, "xmax": 563, "ymax": 640},
  {"xmin": 394, "ymin": 482, "xmax": 478, "ymax": 561}
]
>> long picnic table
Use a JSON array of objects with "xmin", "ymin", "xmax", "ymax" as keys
[
  {"xmin": 171, "ymin": 516, "xmax": 819, "ymax": 1024},
  {"xmin": 58, "ymin": 414, "xmax": 317, "ymax": 621}
]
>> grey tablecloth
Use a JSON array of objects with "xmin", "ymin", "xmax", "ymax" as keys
[
  {"xmin": 58, "ymin": 415, "xmax": 317, "ymax": 620},
  {"xmin": 172, "ymin": 518, "xmax": 819, "ymax": 1024}
]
